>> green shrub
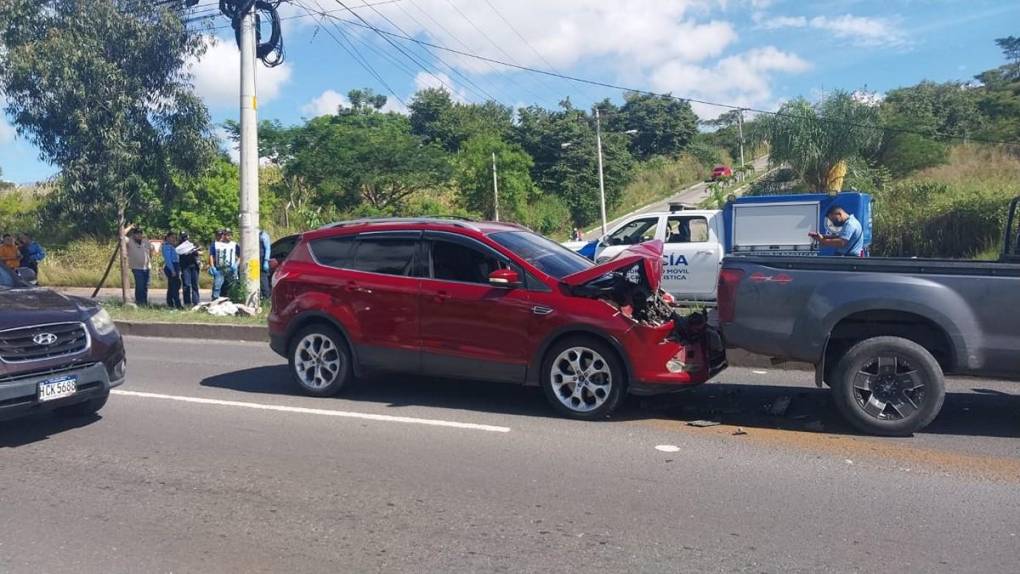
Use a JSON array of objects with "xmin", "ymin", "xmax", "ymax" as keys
[{"xmin": 871, "ymin": 146, "xmax": 1020, "ymax": 258}]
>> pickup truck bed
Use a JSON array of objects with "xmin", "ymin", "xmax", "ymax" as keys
[{"xmin": 718, "ymin": 253, "xmax": 1020, "ymax": 435}]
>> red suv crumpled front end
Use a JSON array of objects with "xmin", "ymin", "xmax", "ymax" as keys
[{"xmin": 561, "ymin": 240, "xmax": 727, "ymax": 393}]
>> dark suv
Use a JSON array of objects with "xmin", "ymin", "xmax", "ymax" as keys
[
  {"xmin": 0, "ymin": 266, "xmax": 126, "ymax": 421},
  {"xmin": 269, "ymin": 218, "xmax": 725, "ymax": 419}
]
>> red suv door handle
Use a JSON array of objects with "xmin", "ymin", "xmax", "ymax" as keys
[
  {"xmin": 345, "ymin": 283, "xmax": 372, "ymax": 295},
  {"xmin": 432, "ymin": 291, "xmax": 450, "ymax": 303}
]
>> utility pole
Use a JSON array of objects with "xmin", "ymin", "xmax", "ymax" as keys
[
  {"xmin": 491, "ymin": 151, "xmax": 500, "ymax": 222},
  {"xmin": 737, "ymin": 108, "xmax": 745, "ymax": 169},
  {"xmin": 238, "ymin": 6, "xmax": 260, "ymax": 308},
  {"xmin": 595, "ymin": 107, "xmax": 608, "ymax": 237}
]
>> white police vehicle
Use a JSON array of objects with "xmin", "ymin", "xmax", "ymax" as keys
[{"xmin": 588, "ymin": 204, "xmax": 725, "ymax": 305}]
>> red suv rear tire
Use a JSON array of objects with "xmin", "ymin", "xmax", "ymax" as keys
[{"xmin": 288, "ymin": 325, "xmax": 352, "ymax": 396}]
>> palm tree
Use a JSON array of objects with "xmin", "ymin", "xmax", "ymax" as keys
[{"xmin": 751, "ymin": 92, "xmax": 882, "ymax": 192}]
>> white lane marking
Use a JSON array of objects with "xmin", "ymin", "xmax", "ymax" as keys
[
  {"xmin": 655, "ymin": 445, "xmax": 681, "ymax": 453},
  {"xmin": 751, "ymin": 369, "xmax": 768, "ymax": 375},
  {"xmin": 111, "ymin": 390, "xmax": 511, "ymax": 433}
]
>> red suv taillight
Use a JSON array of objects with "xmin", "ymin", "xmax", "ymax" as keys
[{"xmin": 717, "ymin": 268, "xmax": 744, "ymax": 323}]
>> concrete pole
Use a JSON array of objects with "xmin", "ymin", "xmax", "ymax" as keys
[
  {"xmin": 491, "ymin": 151, "xmax": 500, "ymax": 222},
  {"xmin": 238, "ymin": 7, "xmax": 260, "ymax": 307},
  {"xmin": 737, "ymin": 108, "xmax": 745, "ymax": 169},
  {"xmin": 595, "ymin": 107, "xmax": 607, "ymax": 237}
]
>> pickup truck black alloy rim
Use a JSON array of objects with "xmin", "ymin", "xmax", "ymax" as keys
[{"xmin": 852, "ymin": 355, "xmax": 926, "ymax": 420}]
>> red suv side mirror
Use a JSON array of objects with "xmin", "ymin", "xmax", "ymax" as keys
[{"xmin": 488, "ymin": 268, "xmax": 520, "ymax": 288}]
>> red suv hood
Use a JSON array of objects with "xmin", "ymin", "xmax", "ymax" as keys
[{"xmin": 561, "ymin": 240, "xmax": 663, "ymax": 291}]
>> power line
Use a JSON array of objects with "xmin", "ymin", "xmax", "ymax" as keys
[
  {"xmin": 479, "ymin": 0, "xmax": 600, "ymax": 104},
  {"xmin": 294, "ymin": 0, "xmax": 407, "ymax": 105},
  {"xmin": 310, "ymin": 12, "xmax": 1020, "ymax": 146},
  {"xmin": 350, "ymin": 0, "xmax": 503, "ymax": 104},
  {"xmin": 185, "ymin": 0, "xmax": 406, "ymax": 28},
  {"xmin": 441, "ymin": 0, "xmax": 559, "ymax": 106},
  {"xmin": 389, "ymin": 0, "xmax": 529, "ymax": 107}
]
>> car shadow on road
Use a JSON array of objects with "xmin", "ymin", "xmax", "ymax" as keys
[
  {"xmin": 200, "ymin": 366, "xmax": 1020, "ymax": 437},
  {"xmin": 643, "ymin": 381, "xmax": 1020, "ymax": 439},
  {"xmin": 0, "ymin": 413, "xmax": 102, "ymax": 448},
  {"xmin": 200, "ymin": 365, "xmax": 566, "ymax": 420}
]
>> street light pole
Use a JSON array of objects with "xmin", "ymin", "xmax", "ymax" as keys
[
  {"xmin": 491, "ymin": 151, "xmax": 500, "ymax": 222},
  {"xmin": 595, "ymin": 107, "xmax": 608, "ymax": 237},
  {"xmin": 238, "ymin": 6, "xmax": 260, "ymax": 308},
  {"xmin": 737, "ymin": 108, "xmax": 745, "ymax": 169}
]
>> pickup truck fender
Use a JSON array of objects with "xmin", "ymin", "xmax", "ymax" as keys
[{"xmin": 794, "ymin": 273, "xmax": 982, "ymax": 372}]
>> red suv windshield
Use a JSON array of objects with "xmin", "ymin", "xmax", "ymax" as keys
[{"xmin": 489, "ymin": 230, "xmax": 592, "ymax": 279}]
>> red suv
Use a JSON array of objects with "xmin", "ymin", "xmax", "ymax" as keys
[{"xmin": 268, "ymin": 218, "xmax": 726, "ymax": 419}]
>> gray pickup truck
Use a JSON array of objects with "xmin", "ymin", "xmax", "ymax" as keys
[{"xmin": 718, "ymin": 197, "xmax": 1020, "ymax": 436}]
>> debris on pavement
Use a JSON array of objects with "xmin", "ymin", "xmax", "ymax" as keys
[
  {"xmin": 191, "ymin": 298, "xmax": 257, "ymax": 317},
  {"xmin": 655, "ymin": 445, "xmax": 681, "ymax": 453},
  {"xmin": 687, "ymin": 420, "xmax": 721, "ymax": 428},
  {"xmin": 732, "ymin": 427, "xmax": 748, "ymax": 436}
]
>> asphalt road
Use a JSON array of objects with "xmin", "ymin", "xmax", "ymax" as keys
[
  {"xmin": 2, "ymin": 337, "xmax": 1019, "ymax": 573},
  {"xmin": 582, "ymin": 155, "xmax": 771, "ymax": 240}
]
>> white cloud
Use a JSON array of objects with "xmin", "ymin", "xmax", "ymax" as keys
[
  {"xmin": 650, "ymin": 46, "xmax": 810, "ymax": 118},
  {"xmin": 188, "ymin": 36, "xmax": 293, "ymax": 108},
  {"xmin": 413, "ymin": 72, "xmax": 469, "ymax": 103},
  {"xmin": 301, "ymin": 89, "xmax": 350, "ymax": 117},
  {"xmin": 361, "ymin": 0, "xmax": 738, "ymax": 74},
  {"xmin": 756, "ymin": 13, "xmax": 908, "ymax": 48},
  {"xmin": 337, "ymin": 1, "xmax": 811, "ymax": 117},
  {"xmin": 808, "ymin": 15, "xmax": 907, "ymax": 47}
]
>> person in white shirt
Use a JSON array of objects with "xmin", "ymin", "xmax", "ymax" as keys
[
  {"xmin": 209, "ymin": 228, "xmax": 239, "ymax": 299},
  {"xmin": 125, "ymin": 228, "xmax": 156, "ymax": 306}
]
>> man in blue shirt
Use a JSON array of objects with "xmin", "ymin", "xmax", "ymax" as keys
[
  {"xmin": 809, "ymin": 206, "xmax": 864, "ymax": 256},
  {"xmin": 162, "ymin": 231, "xmax": 183, "ymax": 309},
  {"xmin": 259, "ymin": 229, "xmax": 272, "ymax": 299}
]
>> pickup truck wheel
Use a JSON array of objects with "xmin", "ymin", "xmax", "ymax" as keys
[
  {"xmin": 541, "ymin": 337, "xmax": 626, "ymax": 420},
  {"xmin": 288, "ymin": 325, "xmax": 352, "ymax": 397},
  {"xmin": 831, "ymin": 336, "xmax": 944, "ymax": 437},
  {"xmin": 55, "ymin": 392, "xmax": 109, "ymax": 418}
]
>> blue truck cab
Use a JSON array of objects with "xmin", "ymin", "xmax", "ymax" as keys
[{"xmin": 722, "ymin": 192, "xmax": 873, "ymax": 257}]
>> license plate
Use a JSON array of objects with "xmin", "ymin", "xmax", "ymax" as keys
[{"xmin": 38, "ymin": 376, "xmax": 78, "ymax": 402}]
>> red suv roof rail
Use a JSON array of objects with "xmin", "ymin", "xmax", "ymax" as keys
[{"xmin": 321, "ymin": 217, "xmax": 481, "ymax": 231}]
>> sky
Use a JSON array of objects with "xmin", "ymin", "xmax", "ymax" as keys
[{"xmin": 1, "ymin": 0, "xmax": 1018, "ymax": 184}]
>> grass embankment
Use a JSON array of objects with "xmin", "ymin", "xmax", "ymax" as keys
[
  {"xmin": 39, "ymin": 237, "xmax": 215, "ymax": 289},
  {"xmin": 102, "ymin": 301, "xmax": 267, "ymax": 326},
  {"xmin": 613, "ymin": 153, "xmax": 721, "ymax": 217},
  {"xmin": 872, "ymin": 146, "xmax": 1020, "ymax": 259}
]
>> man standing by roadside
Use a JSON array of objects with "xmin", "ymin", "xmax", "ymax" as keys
[
  {"xmin": 177, "ymin": 231, "xmax": 201, "ymax": 307},
  {"xmin": 162, "ymin": 231, "xmax": 182, "ymax": 309},
  {"xmin": 16, "ymin": 233, "xmax": 45, "ymax": 275},
  {"xmin": 259, "ymin": 228, "xmax": 272, "ymax": 300},
  {"xmin": 0, "ymin": 234, "xmax": 21, "ymax": 270},
  {"xmin": 126, "ymin": 228, "xmax": 155, "ymax": 306},
  {"xmin": 210, "ymin": 228, "xmax": 239, "ymax": 300},
  {"xmin": 809, "ymin": 205, "xmax": 864, "ymax": 257}
]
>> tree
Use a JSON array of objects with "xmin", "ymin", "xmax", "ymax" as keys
[
  {"xmin": 995, "ymin": 36, "xmax": 1020, "ymax": 79},
  {"xmin": 455, "ymin": 134, "xmax": 535, "ymax": 220},
  {"xmin": 514, "ymin": 104, "xmax": 635, "ymax": 226},
  {"xmin": 615, "ymin": 92, "xmax": 698, "ymax": 160},
  {"xmin": 286, "ymin": 105, "xmax": 451, "ymax": 212},
  {"xmin": 752, "ymin": 92, "xmax": 882, "ymax": 192},
  {"xmin": 0, "ymin": 0, "xmax": 213, "ymax": 298},
  {"xmin": 409, "ymin": 88, "xmax": 513, "ymax": 152}
]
